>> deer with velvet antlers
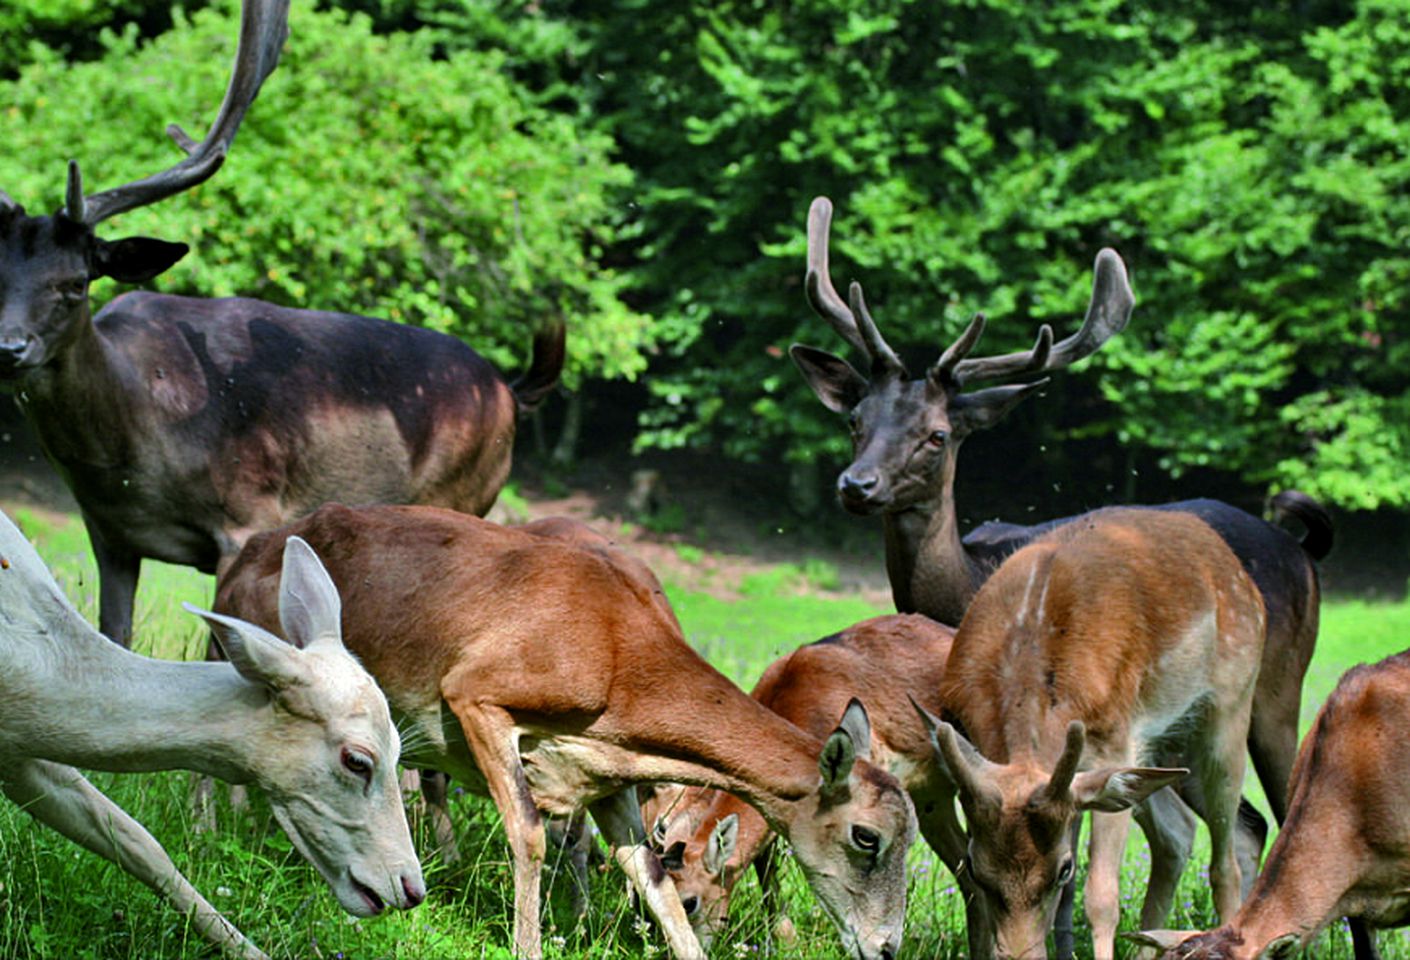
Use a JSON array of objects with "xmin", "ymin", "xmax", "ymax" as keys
[
  {"xmin": 0, "ymin": 509, "xmax": 423, "ymax": 960},
  {"xmin": 0, "ymin": 0, "xmax": 563, "ymax": 649},
  {"xmin": 913, "ymin": 508, "xmax": 1268, "ymax": 960},
  {"xmin": 213, "ymin": 504, "xmax": 918, "ymax": 960},
  {"xmin": 791, "ymin": 195, "xmax": 1338, "ymax": 946}
]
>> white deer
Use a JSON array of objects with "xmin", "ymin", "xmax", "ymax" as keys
[{"xmin": 0, "ymin": 509, "xmax": 423, "ymax": 960}]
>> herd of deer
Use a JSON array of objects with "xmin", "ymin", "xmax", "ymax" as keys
[{"xmin": 0, "ymin": 2, "xmax": 1405, "ymax": 959}]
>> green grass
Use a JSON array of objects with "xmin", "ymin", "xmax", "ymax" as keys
[{"xmin": 2, "ymin": 508, "xmax": 1408, "ymax": 958}]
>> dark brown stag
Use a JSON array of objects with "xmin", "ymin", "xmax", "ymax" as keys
[
  {"xmin": 791, "ymin": 195, "xmax": 1340, "ymax": 954},
  {"xmin": 0, "ymin": 0, "xmax": 563, "ymax": 647}
]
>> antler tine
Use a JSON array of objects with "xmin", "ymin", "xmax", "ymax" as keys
[
  {"xmin": 804, "ymin": 196, "xmax": 868, "ymax": 357},
  {"xmin": 848, "ymin": 281, "xmax": 906, "ymax": 377},
  {"xmin": 64, "ymin": 161, "xmax": 86, "ymax": 223},
  {"xmin": 1042, "ymin": 721, "xmax": 1087, "ymax": 803},
  {"xmin": 1045, "ymin": 247, "xmax": 1134, "ymax": 369},
  {"xmin": 75, "ymin": 0, "xmax": 291, "ymax": 225},
  {"xmin": 950, "ymin": 248, "xmax": 1132, "ymax": 386},
  {"xmin": 929, "ymin": 313, "xmax": 986, "ymax": 383}
]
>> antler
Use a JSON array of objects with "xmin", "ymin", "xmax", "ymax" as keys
[
  {"xmin": 804, "ymin": 196, "xmax": 906, "ymax": 377},
  {"xmin": 932, "ymin": 248, "xmax": 1134, "ymax": 388},
  {"xmin": 65, "ymin": 0, "xmax": 291, "ymax": 225}
]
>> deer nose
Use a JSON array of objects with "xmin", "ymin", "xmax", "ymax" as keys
[
  {"xmin": 0, "ymin": 337, "xmax": 27, "ymax": 359},
  {"xmin": 839, "ymin": 471, "xmax": 880, "ymax": 500},
  {"xmin": 401, "ymin": 872, "xmax": 426, "ymax": 909}
]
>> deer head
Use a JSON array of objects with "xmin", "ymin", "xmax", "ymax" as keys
[
  {"xmin": 185, "ymin": 535, "xmax": 423, "ymax": 917},
  {"xmin": 783, "ymin": 699, "xmax": 916, "ymax": 960},
  {"xmin": 0, "ymin": 0, "xmax": 289, "ymax": 380},
  {"xmin": 653, "ymin": 809, "xmax": 740, "ymax": 950},
  {"xmin": 790, "ymin": 196, "xmax": 1134, "ymax": 518},
  {"xmin": 914, "ymin": 706, "xmax": 1182, "ymax": 959}
]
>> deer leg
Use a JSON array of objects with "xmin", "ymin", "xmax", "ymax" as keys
[
  {"xmin": 1053, "ymin": 816, "xmax": 1080, "ymax": 960},
  {"xmin": 84, "ymin": 515, "xmax": 139, "ymax": 647},
  {"xmin": 545, "ymin": 810, "xmax": 592, "ymax": 919},
  {"xmin": 1173, "ymin": 775, "xmax": 1267, "ymax": 901},
  {"xmin": 1196, "ymin": 712, "xmax": 1252, "ymax": 925},
  {"xmin": 588, "ymin": 789, "xmax": 704, "ymax": 960},
  {"xmin": 1132, "ymin": 787, "xmax": 1195, "ymax": 930},
  {"xmin": 417, "ymin": 769, "xmax": 461, "ymax": 864},
  {"xmin": 1350, "ymin": 919, "xmax": 1382, "ymax": 960},
  {"xmin": 1084, "ymin": 808, "xmax": 1134, "ymax": 960},
  {"xmin": 453, "ymin": 705, "xmax": 547, "ymax": 959},
  {"xmin": 1246, "ymin": 673, "xmax": 1301, "ymax": 825},
  {"xmin": 753, "ymin": 839, "xmax": 796, "ymax": 949},
  {"xmin": 915, "ymin": 786, "xmax": 994, "ymax": 958},
  {"xmin": 3, "ymin": 758, "xmax": 266, "ymax": 960}
]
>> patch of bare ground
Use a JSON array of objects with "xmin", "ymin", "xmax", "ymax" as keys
[{"xmin": 0, "ymin": 397, "xmax": 892, "ymax": 604}]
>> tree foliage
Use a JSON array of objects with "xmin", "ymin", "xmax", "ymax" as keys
[
  {"xmin": 442, "ymin": 0, "xmax": 1408, "ymax": 510},
  {"xmin": 3, "ymin": 0, "xmax": 1409, "ymax": 511},
  {"xmin": 0, "ymin": 1, "xmax": 650, "ymax": 384}
]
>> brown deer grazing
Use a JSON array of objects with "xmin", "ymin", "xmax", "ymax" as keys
[
  {"xmin": 0, "ymin": 0, "xmax": 563, "ymax": 647},
  {"xmin": 642, "ymin": 614, "xmax": 980, "ymax": 953},
  {"xmin": 914, "ymin": 508, "xmax": 1267, "ymax": 960},
  {"xmin": 1128, "ymin": 648, "xmax": 1410, "ymax": 960},
  {"xmin": 213, "ymin": 504, "xmax": 918, "ymax": 960},
  {"xmin": 0, "ymin": 510, "xmax": 423, "ymax": 960},
  {"xmin": 791, "ymin": 195, "xmax": 1331, "ymax": 880}
]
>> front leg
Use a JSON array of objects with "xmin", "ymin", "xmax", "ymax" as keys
[
  {"xmin": 449, "ymin": 702, "xmax": 548, "ymax": 959},
  {"xmin": 84, "ymin": 514, "xmax": 139, "ymax": 647},
  {"xmin": 2, "ymin": 758, "xmax": 265, "ymax": 960},
  {"xmin": 1084, "ymin": 808, "xmax": 1134, "ymax": 960},
  {"xmin": 589, "ymin": 788, "xmax": 705, "ymax": 960}
]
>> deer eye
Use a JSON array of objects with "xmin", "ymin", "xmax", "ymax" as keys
[
  {"xmin": 1055, "ymin": 856, "xmax": 1075, "ymax": 887},
  {"xmin": 341, "ymin": 747, "xmax": 374, "ymax": 782},
  {"xmin": 52, "ymin": 279, "xmax": 85, "ymax": 300},
  {"xmin": 848, "ymin": 411, "xmax": 862, "ymax": 434},
  {"xmin": 851, "ymin": 824, "xmax": 881, "ymax": 853},
  {"xmin": 928, "ymin": 429, "xmax": 948, "ymax": 447},
  {"xmin": 681, "ymin": 895, "xmax": 699, "ymax": 916}
]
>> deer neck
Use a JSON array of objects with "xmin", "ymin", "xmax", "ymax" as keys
[
  {"xmin": 881, "ymin": 451, "xmax": 981, "ymax": 625},
  {"xmin": 22, "ymin": 635, "xmax": 267, "ymax": 783},
  {"xmin": 607, "ymin": 659, "xmax": 838, "ymax": 834},
  {"xmin": 18, "ymin": 306, "xmax": 135, "ymax": 467}
]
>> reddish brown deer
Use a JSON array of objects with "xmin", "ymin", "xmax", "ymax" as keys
[
  {"xmin": 214, "ymin": 504, "xmax": 918, "ymax": 960},
  {"xmin": 1128, "ymin": 648, "xmax": 1410, "ymax": 960},
  {"xmin": 913, "ymin": 508, "xmax": 1267, "ymax": 960},
  {"xmin": 0, "ymin": 0, "xmax": 563, "ymax": 647},
  {"xmin": 642, "ymin": 614, "xmax": 980, "ymax": 953},
  {"xmin": 791, "ymin": 196, "xmax": 1329, "ymax": 861}
]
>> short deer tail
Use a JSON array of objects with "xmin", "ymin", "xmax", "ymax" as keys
[
  {"xmin": 1270, "ymin": 490, "xmax": 1334, "ymax": 561},
  {"xmin": 511, "ymin": 322, "xmax": 566, "ymax": 414}
]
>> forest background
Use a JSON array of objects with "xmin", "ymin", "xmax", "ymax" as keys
[{"xmin": 2, "ymin": 0, "xmax": 1408, "ymax": 593}]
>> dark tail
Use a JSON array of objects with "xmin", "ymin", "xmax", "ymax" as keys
[
  {"xmin": 511, "ymin": 322, "xmax": 566, "ymax": 413},
  {"xmin": 1270, "ymin": 490, "xmax": 1334, "ymax": 561}
]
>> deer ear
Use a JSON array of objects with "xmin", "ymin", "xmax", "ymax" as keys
[
  {"xmin": 277, "ymin": 536, "xmax": 344, "ymax": 651},
  {"xmin": 660, "ymin": 840, "xmax": 687, "ymax": 872},
  {"xmin": 1071, "ymin": 767, "xmax": 1187, "ymax": 813},
  {"xmin": 185, "ymin": 603, "xmax": 309, "ymax": 692},
  {"xmin": 1258, "ymin": 933, "xmax": 1302, "ymax": 958},
  {"xmin": 704, "ymin": 813, "xmax": 739, "ymax": 876},
  {"xmin": 790, "ymin": 344, "xmax": 869, "ymax": 414},
  {"xmin": 1121, "ymin": 930, "xmax": 1199, "ymax": 952},
  {"xmin": 93, "ymin": 236, "xmax": 189, "ymax": 283},
  {"xmin": 820, "ymin": 699, "xmax": 870, "ymax": 797},
  {"xmin": 950, "ymin": 379, "xmax": 1050, "ymax": 434}
]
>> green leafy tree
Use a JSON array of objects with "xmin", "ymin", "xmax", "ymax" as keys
[{"xmin": 0, "ymin": 1, "xmax": 650, "ymax": 384}]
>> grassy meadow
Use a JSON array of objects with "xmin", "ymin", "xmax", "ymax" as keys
[{"xmin": 1, "ymin": 506, "xmax": 1408, "ymax": 958}]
